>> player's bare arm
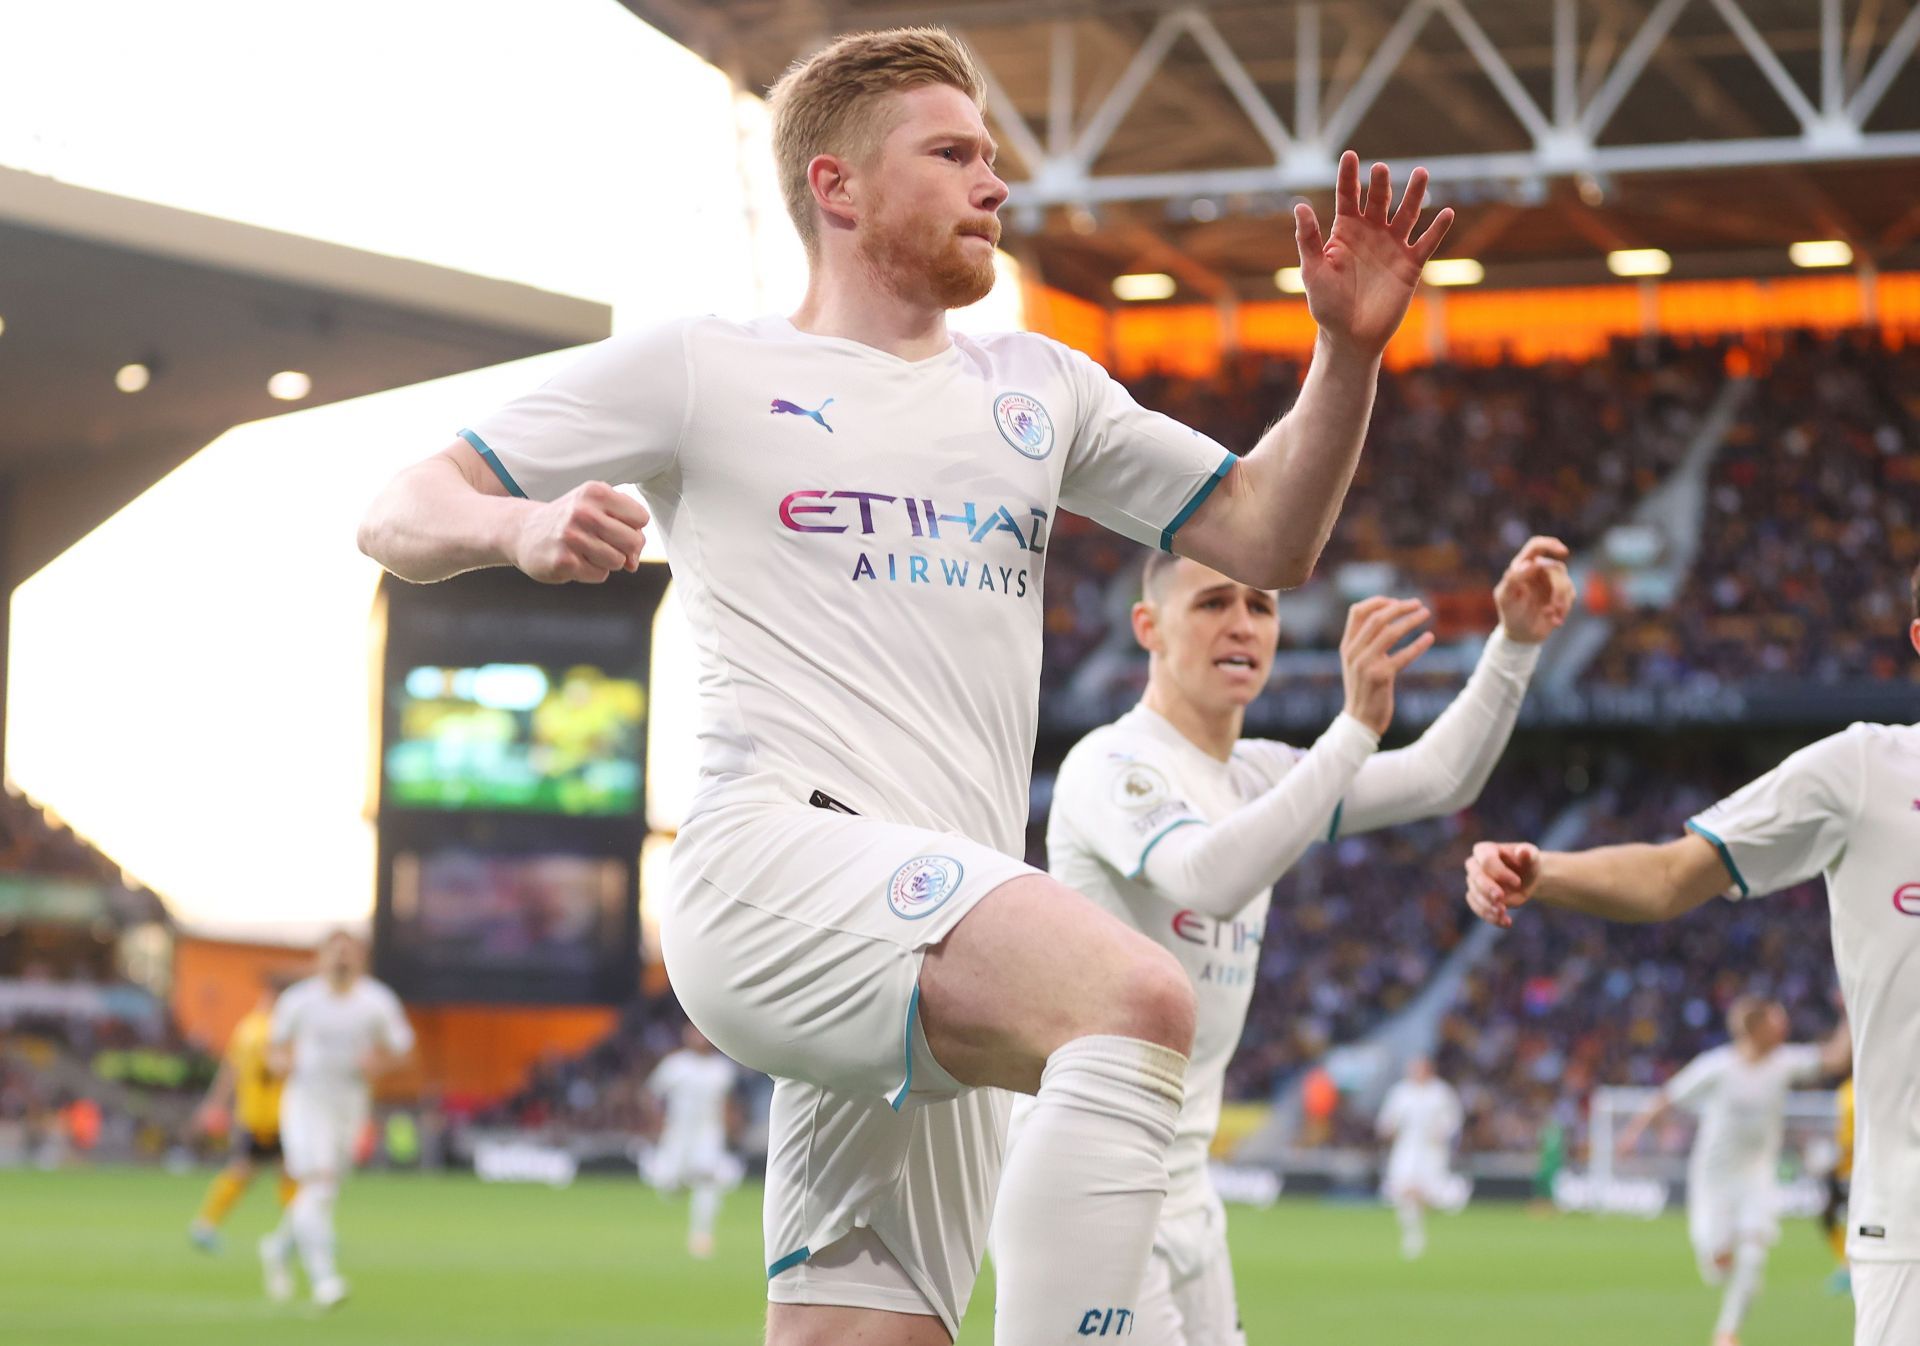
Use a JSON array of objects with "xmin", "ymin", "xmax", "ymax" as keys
[
  {"xmin": 357, "ymin": 439, "xmax": 649, "ymax": 585},
  {"xmin": 1818, "ymin": 1018, "xmax": 1852, "ymax": 1077},
  {"xmin": 1463, "ymin": 833, "xmax": 1731, "ymax": 929},
  {"xmin": 359, "ymin": 1043, "xmax": 410, "ymax": 1082},
  {"xmin": 1615, "ymin": 1094, "xmax": 1672, "ymax": 1156},
  {"xmin": 1174, "ymin": 151, "xmax": 1454, "ymax": 589},
  {"xmin": 192, "ymin": 1059, "xmax": 236, "ymax": 1132}
]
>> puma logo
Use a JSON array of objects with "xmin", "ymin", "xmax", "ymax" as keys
[{"xmin": 770, "ymin": 397, "xmax": 834, "ymax": 432}]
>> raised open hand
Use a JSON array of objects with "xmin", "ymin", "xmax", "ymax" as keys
[
  {"xmin": 1494, "ymin": 536, "xmax": 1577, "ymax": 644},
  {"xmin": 1295, "ymin": 151, "xmax": 1455, "ymax": 357}
]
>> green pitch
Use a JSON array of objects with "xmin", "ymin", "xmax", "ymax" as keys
[{"xmin": 0, "ymin": 1169, "xmax": 1851, "ymax": 1344}]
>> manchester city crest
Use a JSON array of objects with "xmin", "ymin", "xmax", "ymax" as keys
[
  {"xmin": 886, "ymin": 855, "xmax": 965, "ymax": 920},
  {"xmin": 993, "ymin": 391, "xmax": 1055, "ymax": 460}
]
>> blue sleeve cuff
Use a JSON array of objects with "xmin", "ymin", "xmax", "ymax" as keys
[
  {"xmin": 1159, "ymin": 450, "xmax": 1236, "ymax": 552},
  {"xmin": 457, "ymin": 428, "xmax": 528, "ymax": 499},
  {"xmin": 1685, "ymin": 819, "xmax": 1749, "ymax": 898}
]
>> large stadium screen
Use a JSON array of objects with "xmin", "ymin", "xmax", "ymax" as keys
[
  {"xmin": 382, "ymin": 846, "xmax": 634, "ymax": 1003},
  {"xmin": 383, "ymin": 662, "xmax": 644, "ymax": 816}
]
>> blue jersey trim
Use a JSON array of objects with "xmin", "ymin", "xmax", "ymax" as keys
[
  {"xmin": 457, "ymin": 428, "xmax": 527, "ymax": 499},
  {"xmin": 767, "ymin": 1246, "xmax": 811, "ymax": 1279},
  {"xmin": 1130, "ymin": 817, "xmax": 1203, "ymax": 879},
  {"xmin": 1159, "ymin": 450, "xmax": 1236, "ymax": 552},
  {"xmin": 889, "ymin": 985, "xmax": 921, "ymax": 1112},
  {"xmin": 1685, "ymin": 819, "xmax": 1749, "ymax": 898},
  {"xmin": 1326, "ymin": 800, "xmax": 1345, "ymax": 843}
]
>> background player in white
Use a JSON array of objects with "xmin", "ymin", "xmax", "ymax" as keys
[
  {"xmin": 1015, "ymin": 538, "xmax": 1571, "ymax": 1342},
  {"xmin": 358, "ymin": 27, "xmax": 1453, "ymax": 1344},
  {"xmin": 1463, "ymin": 559, "xmax": 1920, "ymax": 1346},
  {"xmin": 259, "ymin": 931, "xmax": 414, "ymax": 1308},
  {"xmin": 1377, "ymin": 1057, "xmax": 1467, "ymax": 1260},
  {"xmin": 1614, "ymin": 996, "xmax": 1848, "ymax": 1346},
  {"xmin": 641, "ymin": 1023, "xmax": 744, "ymax": 1259}
]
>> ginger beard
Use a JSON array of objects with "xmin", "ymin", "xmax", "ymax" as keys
[{"xmin": 857, "ymin": 184, "xmax": 999, "ymax": 311}]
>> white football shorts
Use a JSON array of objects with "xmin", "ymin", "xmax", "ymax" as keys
[
  {"xmin": 1688, "ymin": 1165, "xmax": 1780, "ymax": 1280},
  {"xmin": 1852, "ymin": 1260, "xmax": 1920, "ymax": 1346},
  {"xmin": 662, "ymin": 798, "xmax": 1038, "ymax": 1336},
  {"xmin": 278, "ymin": 1083, "xmax": 369, "ymax": 1182}
]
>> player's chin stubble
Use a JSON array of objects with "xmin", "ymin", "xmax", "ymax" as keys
[{"xmin": 863, "ymin": 209, "xmax": 997, "ymax": 310}]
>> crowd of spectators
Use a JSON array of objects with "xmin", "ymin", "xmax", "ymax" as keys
[
  {"xmin": 472, "ymin": 993, "xmax": 697, "ymax": 1140},
  {"xmin": 1594, "ymin": 331, "xmax": 1920, "ymax": 689},
  {"xmin": 1042, "ymin": 330, "xmax": 1919, "ymax": 720},
  {"xmin": 0, "ymin": 790, "xmax": 197, "ymax": 1164}
]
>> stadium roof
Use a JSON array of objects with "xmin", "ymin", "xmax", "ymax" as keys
[
  {"xmin": 0, "ymin": 165, "xmax": 611, "ymax": 471},
  {"xmin": 624, "ymin": 0, "xmax": 1920, "ymax": 304}
]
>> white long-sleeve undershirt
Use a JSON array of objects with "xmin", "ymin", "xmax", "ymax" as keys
[{"xmin": 1138, "ymin": 629, "xmax": 1540, "ymax": 919}]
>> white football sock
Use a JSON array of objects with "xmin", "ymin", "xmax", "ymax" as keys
[
  {"xmin": 1396, "ymin": 1199, "xmax": 1426, "ymax": 1258},
  {"xmin": 689, "ymin": 1182, "xmax": 721, "ymax": 1240},
  {"xmin": 288, "ymin": 1178, "xmax": 339, "ymax": 1286},
  {"xmin": 992, "ymin": 1035, "xmax": 1185, "ymax": 1345},
  {"xmin": 1714, "ymin": 1240, "xmax": 1768, "ymax": 1337}
]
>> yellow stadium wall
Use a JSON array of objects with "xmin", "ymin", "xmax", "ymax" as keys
[
  {"xmin": 172, "ymin": 934, "xmax": 618, "ymax": 1103},
  {"xmin": 408, "ymin": 1005, "xmax": 619, "ymax": 1102},
  {"xmin": 1027, "ymin": 272, "xmax": 1920, "ymax": 378},
  {"xmin": 172, "ymin": 935, "xmax": 315, "ymax": 1056}
]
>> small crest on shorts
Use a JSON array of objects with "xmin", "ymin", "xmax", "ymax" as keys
[
  {"xmin": 1110, "ymin": 762, "xmax": 1170, "ymax": 810},
  {"xmin": 886, "ymin": 855, "xmax": 965, "ymax": 920},
  {"xmin": 993, "ymin": 391, "xmax": 1054, "ymax": 460}
]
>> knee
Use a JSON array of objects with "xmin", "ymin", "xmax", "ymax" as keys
[{"xmin": 1108, "ymin": 943, "xmax": 1196, "ymax": 1055}]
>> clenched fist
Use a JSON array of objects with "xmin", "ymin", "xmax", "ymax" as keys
[
  {"xmin": 1463, "ymin": 840, "xmax": 1542, "ymax": 929},
  {"xmin": 511, "ymin": 482, "xmax": 650, "ymax": 584}
]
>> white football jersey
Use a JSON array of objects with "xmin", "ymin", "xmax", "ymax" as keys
[
  {"xmin": 647, "ymin": 1048, "xmax": 737, "ymax": 1149},
  {"xmin": 1689, "ymin": 721, "xmax": 1920, "ymax": 1260},
  {"xmin": 1662, "ymin": 1042, "xmax": 1822, "ymax": 1180},
  {"xmin": 1043, "ymin": 705, "xmax": 1318, "ymax": 1195},
  {"xmin": 270, "ymin": 975, "xmax": 414, "ymax": 1094},
  {"xmin": 1379, "ymin": 1078, "xmax": 1462, "ymax": 1158},
  {"xmin": 465, "ymin": 317, "xmax": 1232, "ymax": 856}
]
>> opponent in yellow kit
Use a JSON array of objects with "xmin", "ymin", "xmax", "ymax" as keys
[{"xmin": 189, "ymin": 975, "xmax": 298, "ymax": 1251}]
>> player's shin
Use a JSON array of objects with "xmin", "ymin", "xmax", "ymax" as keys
[
  {"xmin": 288, "ymin": 1177, "xmax": 340, "ymax": 1285},
  {"xmin": 992, "ymin": 1035, "xmax": 1185, "ymax": 1344},
  {"xmin": 1713, "ymin": 1240, "xmax": 1767, "ymax": 1338}
]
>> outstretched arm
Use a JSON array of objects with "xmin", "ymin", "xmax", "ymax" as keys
[
  {"xmin": 1338, "ymin": 539, "xmax": 1573, "ymax": 833},
  {"xmin": 1464, "ymin": 833, "xmax": 1732, "ymax": 928},
  {"xmin": 1137, "ymin": 598, "xmax": 1428, "ymax": 917},
  {"xmin": 1615, "ymin": 1093, "xmax": 1672, "ymax": 1156},
  {"xmin": 359, "ymin": 440, "xmax": 649, "ymax": 586},
  {"xmin": 1175, "ymin": 153, "xmax": 1454, "ymax": 588}
]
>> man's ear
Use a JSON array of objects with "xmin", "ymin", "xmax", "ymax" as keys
[
  {"xmin": 1132, "ymin": 600, "xmax": 1161, "ymax": 655},
  {"xmin": 808, "ymin": 153, "xmax": 859, "ymax": 235}
]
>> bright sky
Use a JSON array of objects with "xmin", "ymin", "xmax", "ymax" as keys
[
  {"xmin": 2, "ymin": 1, "xmax": 1024, "ymax": 936},
  {"xmin": 0, "ymin": 0, "xmax": 783, "ymax": 324}
]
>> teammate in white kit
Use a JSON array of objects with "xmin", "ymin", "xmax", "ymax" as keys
[
  {"xmin": 358, "ymin": 26, "xmax": 1454, "ymax": 1343},
  {"xmin": 1377, "ymin": 1057, "xmax": 1468, "ymax": 1260},
  {"xmin": 641, "ymin": 1023, "xmax": 745, "ymax": 1259},
  {"xmin": 1463, "ymin": 560, "xmax": 1920, "ymax": 1346},
  {"xmin": 1016, "ymin": 540, "xmax": 1568, "ymax": 1341},
  {"xmin": 259, "ymin": 931, "xmax": 414, "ymax": 1308},
  {"xmin": 1614, "ymin": 997, "xmax": 1847, "ymax": 1346}
]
